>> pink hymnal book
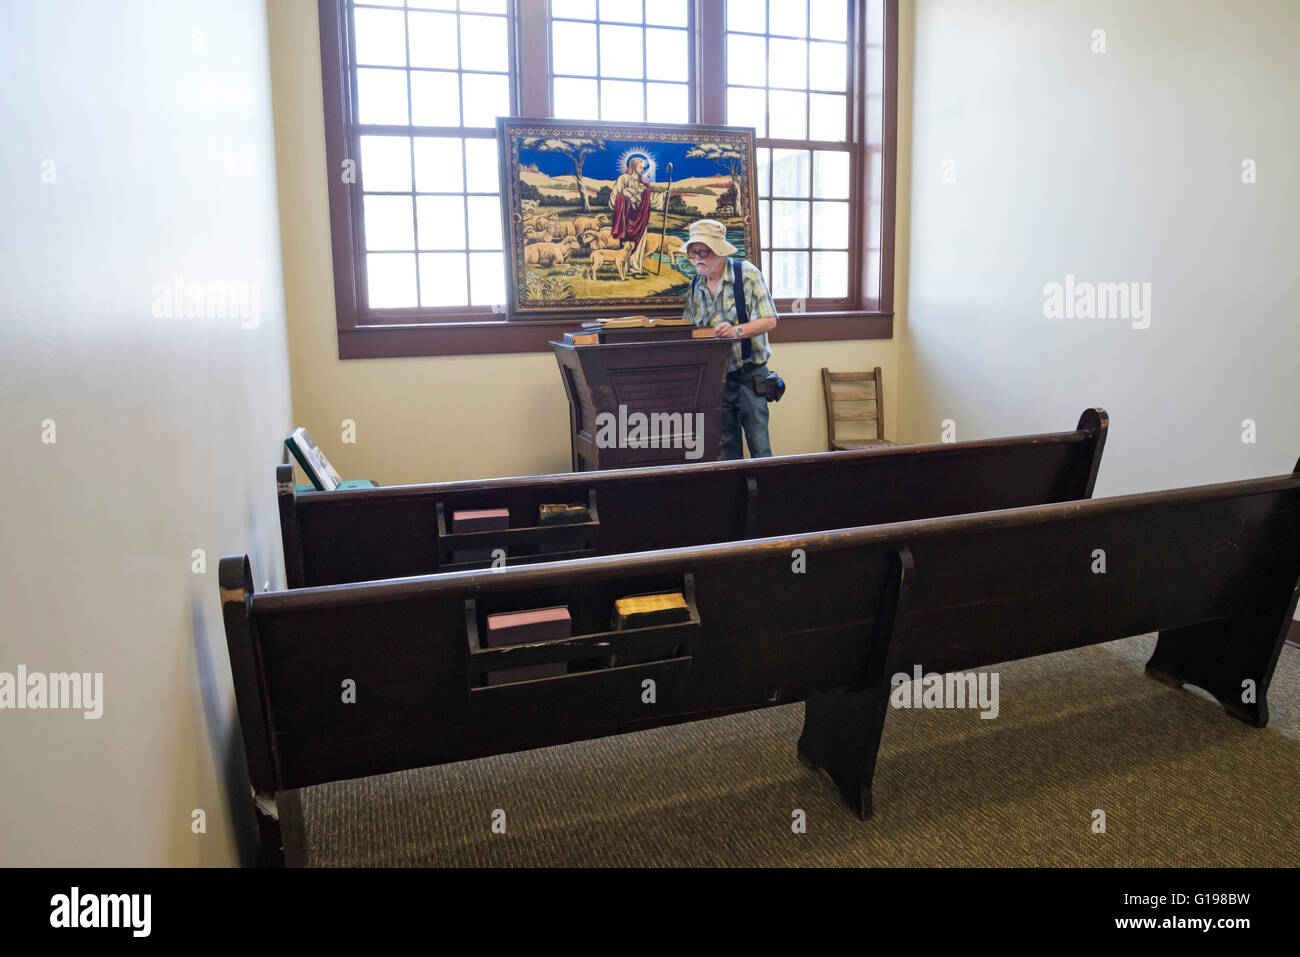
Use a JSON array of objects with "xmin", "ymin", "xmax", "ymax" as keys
[
  {"xmin": 452, "ymin": 508, "xmax": 509, "ymax": 564},
  {"xmin": 484, "ymin": 606, "xmax": 570, "ymax": 686}
]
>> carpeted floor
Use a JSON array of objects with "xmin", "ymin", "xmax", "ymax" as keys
[{"xmin": 302, "ymin": 635, "xmax": 1300, "ymax": 867}]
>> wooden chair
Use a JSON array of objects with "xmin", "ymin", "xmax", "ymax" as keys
[{"xmin": 822, "ymin": 367, "xmax": 891, "ymax": 450}]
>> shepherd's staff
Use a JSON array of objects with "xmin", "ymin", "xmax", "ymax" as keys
[{"xmin": 653, "ymin": 161, "xmax": 674, "ymax": 276}]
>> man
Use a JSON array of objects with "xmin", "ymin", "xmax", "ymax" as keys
[
  {"xmin": 681, "ymin": 219, "xmax": 779, "ymax": 459},
  {"xmin": 609, "ymin": 155, "xmax": 657, "ymax": 277}
]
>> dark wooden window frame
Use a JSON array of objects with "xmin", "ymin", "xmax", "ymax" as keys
[{"xmin": 319, "ymin": 0, "xmax": 897, "ymax": 359}]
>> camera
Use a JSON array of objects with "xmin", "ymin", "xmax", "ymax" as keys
[{"xmin": 749, "ymin": 367, "xmax": 786, "ymax": 402}]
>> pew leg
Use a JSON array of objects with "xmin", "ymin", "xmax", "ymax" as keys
[
  {"xmin": 253, "ymin": 788, "xmax": 307, "ymax": 867},
  {"xmin": 797, "ymin": 686, "xmax": 890, "ymax": 819},
  {"xmin": 1145, "ymin": 607, "xmax": 1294, "ymax": 728}
]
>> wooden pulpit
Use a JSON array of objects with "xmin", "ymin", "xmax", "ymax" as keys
[{"xmin": 551, "ymin": 336, "xmax": 734, "ymax": 470}]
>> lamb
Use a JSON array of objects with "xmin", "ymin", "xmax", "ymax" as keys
[
  {"xmin": 522, "ymin": 212, "xmax": 558, "ymax": 231},
  {"xmin": 584, "ymin": 244, "xmax": 632, "ymax": 281},
  {"xmin": 579, "ymin": 227, "xmax": 623, "ymax": 251},
  {"xmin": 574, "ymin": 213, "xmax": 610, "ymax": 234},
  {"xmin": 644, "ymin": 232, "xmax": 686, "ymax": 267},
  {"xmin": 524, "ymin": 236, "xmax": 580, "ymax": 267}
]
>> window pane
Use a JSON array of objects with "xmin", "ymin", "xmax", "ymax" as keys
[
  {"xmin": 772, "ymin": 200, "xmax": 809, "ymax": 247},
  {"xmin": 866, "ymin": 93, "xmax": 882, "ymax": 143},
  {"xmin": 761, "ymin": 251, "xmax": 771, "ymax": 283},
  {"xmin": 813, "ymin": 149, "xmax": 850, "ymax": 198},
  {"xmin": 809, "ymin": 92, "xmax": 846, "ymax": 140},
  {"xmin": 599, "ymin": 0, "xmax": 642, "ymax": 24},
  {"xmin": 461, "ymin": 72, "xmax": 510, "ymax": 127},
  {"xmin": 809, "ymin": 41, "xmax": 846, "ymax": 91},
  {"xmin": 726, "ymin": 34, "xmax": 766, "ymax": 86},
  {"xmin": 645, "ymin": 28, "xmax": 687, "ymax": 81},
  {"xmin": 464, "ymin": 138, "xmax": 500, "ymax": 193},
  {"xmin": 600, "ymin": 24, "xmax": 644, "ymax": 78},
  {"xmin": 768, "ymin": 89, "xmax": 806, "ymax": 138},
  {"xmin": 410, "ymin": 71, "xmax": 461, "ymax": 126},
  {"xmin": 755, "ymin": 147, "xmax": 771, "ymax": 197},
  {"xmin": 368, "ymin": 253, "xmax": 419, "ymax": 308},
  {"xmin": 768, "ymin": 38, "xmax": 806, "ymax": 89},
  {"xmin": 353, "ymin": 8, "xmax": 407, "ymax": 67},
  {"xmin": 360, "ymin": 135, "xmax": 413, "ymax": 192},
  {"xmin": 408, "ymin": 0, "xmax": 457, "ymax": 8},
  {"xmin": 364, "ymin": 195, "xmax": 416, "ymax": 251},
  {"xmin": 868, "ymin": 199, "xmax": 881, "ymax": 247},
  {"xmin": 645, "ymin": 82, "xmax": 688, "ymax": 123},
  {"xmin": 812, "ymin": 250, "xmax": 848, "ymax": 298},
  {"xmin": 601, "ymin": 79, "xmax": 645, "ymax": 122},
  {"xmin": 470, "ymin": 252, "xmax": 506, "ymax": 306},
  {"xmin": 357, "ymin": 68, "xmax": 410, "ymax": 125},
  {"xmin": 812, "ymin": 200, "xmax": 848, "ymax": 248},
  {"xmin": 867, "ymin": 0, "xmax": 884, "ymax": 43},
  {"xmin": 467, "ymin": 195, "xmax": 503, "ymax": 249},
  {"xmin": 408, "ymin": 12, "xmax": 459, "ymax": 69},
  {"xmin": 419, "ymin": 253, "xmax": 469, "ymax": 306},
  {"xmin": 552, "ymin": 0, "xmax": 595, "ymax": 18},
  {"xmin": 416, "ymin": 195, "xmax": 466, "ymax": 250},
  {"xmin": 726, "ymin": 86, "xmax": 766, "ymax": 135},
  {"xmin": 726, "ymin": 0, "xmax": 765, "ymax": 33},
  {"xmin": 461, "ymin": 15, "xmax": 508, "ymax": 72},
  {"xmin": 771, "ymin": 148, "xmax": 810, "ymax": 197},
  {"xmin": 366, "ymin": 0, "xmax": 407, "ymax": 5},
  {"xmin": 769, "ymin": 0, "xmax": 807, "ymax": 37},
  {"xmin": 771, "ymin": 250, "xmax": 808, "ymax": 298},
  {"xmin": 758, "ymin": 200, "xmax": 770, "ymax": 251},
  {"xmin": 554, "ymin": 77, "xmax": 599, "ymax": 120},
  {"xmin": 810, "ymin": 0, "xmax": 848, "ymax": 41},
  {"xmin": 553, "ymin": 20, "xmax": 597, "ymax": 76},
  {"xmin": 460, "ymin": 0, "xmax": 506, "ymax": 12},
  {"xmin": 645, "ymin": 0, "xmax": 686, "ymax": 27},
  {"xmin": 865, "ymin": 249, "xmax": 880, "ymax": 300},
  {"xmin": 413, "ymin": 137, "xmax": 463, "ymax": 192}
]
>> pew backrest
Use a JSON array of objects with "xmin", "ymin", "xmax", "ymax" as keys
[{"xmin": 278, "ymin": 409, "xmax": 1109, "ymax": 587}]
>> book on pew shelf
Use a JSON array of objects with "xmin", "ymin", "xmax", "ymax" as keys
[
  {"xmin": 484, "ymin": 606, "xmax": 570, "ymax": 685},
  {"xmin": 563, "ymin": 331, "xmax": 602, "ymax": 345},
  {"xmin": 452, "ymin": 508, "xmax": 509, "ymax": 564},
  {"xmin": 538, "ymin": 503, "xmax": 592, "ymax": 526},
  {"xmin": 609, "ymin": 592, "xmax": 691, "ymax": 666},
  {"xmin": 285, "ymin": 427, "xmax": 344, "ymax": 492}
]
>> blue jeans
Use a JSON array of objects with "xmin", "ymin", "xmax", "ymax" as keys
[{"xmin": 720, "ymin": 369, "xmax": 772, "ymax": 460}]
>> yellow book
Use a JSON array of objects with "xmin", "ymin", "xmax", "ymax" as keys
[{"xmin": 611, "ymin": 592, "xmax": 690, "ymax": 630}]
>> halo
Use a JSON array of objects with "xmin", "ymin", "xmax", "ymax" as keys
[{"xmin": 617, "ymin": 146, "xmax": 656, "ymax": 182}]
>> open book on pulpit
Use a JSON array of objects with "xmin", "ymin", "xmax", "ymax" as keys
[{"xmin": 564, "ymin": 315, "xmax": 711, "ymax": 345}]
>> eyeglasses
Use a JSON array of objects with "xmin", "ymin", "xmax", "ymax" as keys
[{"xmin": 687, "ymin": 247, "xmax": 714, "ymax": 260}]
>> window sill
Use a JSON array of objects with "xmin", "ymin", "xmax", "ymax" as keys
[{"xmin": 337, "ymin": 312, "xmax": 894, "ymax": 359}]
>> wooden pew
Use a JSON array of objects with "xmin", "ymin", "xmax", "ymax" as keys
[
  {"xmin": 278, "ymin": 409, "xmax": 1109, "ymax": 587},
  {"xmin": 224, "ymin": 462, "xmax": 1300, "ymax": 865}
]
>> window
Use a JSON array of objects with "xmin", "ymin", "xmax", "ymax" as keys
[{"xmin": 320, "ymin": 0, "xmax": 896, "ymax": 357}]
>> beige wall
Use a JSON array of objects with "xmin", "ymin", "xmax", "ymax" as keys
[
  {"xmin": 267, "ymin": 0, "xmax": 902, "ymax": 486},
  {"xmin": 0, "ymin": 0, "xmax": 292, "ymax": 865}
]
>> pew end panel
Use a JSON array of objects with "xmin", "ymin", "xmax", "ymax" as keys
[{"xmin": 797, "ymin": 546, "xmax": 914, "ymax": 818}]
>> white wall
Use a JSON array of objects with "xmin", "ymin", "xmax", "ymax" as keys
[
  {"xmin": 898, "ymin": 0, "xmax": 1299, "ymax": 496},
  {"xmin": 0, "ymin": 0, "xmax": 292, "ymax": 865}
]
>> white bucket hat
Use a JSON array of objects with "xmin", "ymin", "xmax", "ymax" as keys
[{"xmin": 686, "ymin": 219, "xmax": 737, "ymax": 257}]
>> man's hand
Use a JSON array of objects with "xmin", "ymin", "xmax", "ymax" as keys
[{"xmin": 714, "ymin": 322, "xmax": 739, "ymax": 339}]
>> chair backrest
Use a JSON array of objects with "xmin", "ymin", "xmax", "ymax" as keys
[{"xmin": 821, "ymin": 367, "xmax": 885, "ymax": 448}]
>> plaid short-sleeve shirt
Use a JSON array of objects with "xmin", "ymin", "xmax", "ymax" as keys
[{"xmin": 682, "ymin": 258, "xmax": 777, "ymax": 372}]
